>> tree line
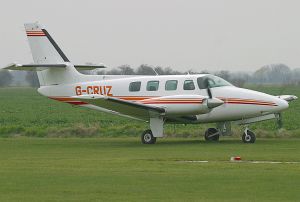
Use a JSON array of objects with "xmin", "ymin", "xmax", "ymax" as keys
[{"xmin": 1, "ymin": 63, "xmax": 300, "ymax": 87}]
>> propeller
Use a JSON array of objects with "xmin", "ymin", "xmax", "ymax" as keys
[
  {"xmin": 204, "ymin": 78, "xmax": 212, "ymax": 99},
  {"xmin": 203, "ymin": 77, "xmax": 224, "ymax": 109},
  {"xmin": 276, "ymin": 85, "xmax": 288, "ymax": 129}
]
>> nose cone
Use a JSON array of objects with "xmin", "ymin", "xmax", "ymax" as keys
[
  {"xmin": 207, "ymin": 98, "xmax": 224, "ymax": 109},
  {"xmin": 276, "ymin": 98, "xmax": 289, "ymax": 112}
]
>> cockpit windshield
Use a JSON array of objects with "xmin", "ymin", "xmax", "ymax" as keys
[{"xmin": 197, "ymin": 75, "xmax": 233, "ymax": 89}]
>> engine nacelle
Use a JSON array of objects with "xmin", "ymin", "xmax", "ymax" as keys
[{"xmin": 140, "ymin": 95, "xmax": 223, "ymax": 116}]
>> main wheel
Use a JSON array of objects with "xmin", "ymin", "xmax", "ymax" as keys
[
  {"xmin": 141, "ymin": 130, "xmax": 156, "ymax": 144},
  {"xmin": 204, "ymin": 128, "xmax": 220, "ymax": 141},
  {"xmin": 242, "ymin": 130, "xmax": 256, "ymax": 143}
]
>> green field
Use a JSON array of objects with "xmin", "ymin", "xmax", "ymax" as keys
[
  {"xmin": 0, "ymin": 87, "xmax": 300, "ymax": 201},
  {"xmin": 0, "ymin": 86, "xmax": 299, "ymax": 138},
  {"xmin": 0, "ymin": 138, "xmax": 299, "ymax": 201}
]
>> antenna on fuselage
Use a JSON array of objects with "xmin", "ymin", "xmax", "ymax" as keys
[{"xmin": 150, "ymin": 67, "xmax": 159, "ymax": 76}]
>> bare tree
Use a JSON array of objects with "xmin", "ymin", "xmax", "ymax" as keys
[
  {"xmin": 136, "ymin": 64, "xmax": 156, "ymax": 75},
  {"xmin": 118, "ymin": 65, "xmax": 135, "ymax": 75},
  {"xmin": 215, "ymin": 70, "xmax": 230, "ymax": 81},
  {"xmin": 253, "ymin": 64, "xmax": 292, "ymax": 84}
]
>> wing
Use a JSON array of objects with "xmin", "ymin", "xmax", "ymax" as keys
[{"xmin": 73, "ymin": 95, "xmax": 165, "ymax": 120}]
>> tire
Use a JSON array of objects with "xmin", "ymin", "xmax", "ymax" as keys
[
  {"xmin": 141, "ymin": 130, "xmax": 156, "ymax": 144},
  {"xmin": 204, "ymin": 128, "xmax": 220, "ymax": 141},
  {"xmin": 242, "ymin": 130, "xmax": 256, "ymax": 143}
]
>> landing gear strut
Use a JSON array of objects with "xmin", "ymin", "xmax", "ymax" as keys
[
  {"xmin": 141, "ymin": 130, "xmax": 156, "ymax": 144},
  {"xmin": 242, "ymin": 128, "xmax": 256, "ymax": 143},
  {"xmin": 204, "ymin": 128, "xmax": 220, "ymax": 141}
]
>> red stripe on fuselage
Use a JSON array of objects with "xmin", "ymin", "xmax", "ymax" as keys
[{"xmin": 48, "ymin": 96, "xmax": 277, "ymax": 107}]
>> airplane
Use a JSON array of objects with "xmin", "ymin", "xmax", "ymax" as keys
[{"xmin": 3, "ymin": 22, "xmax": 298, "ymax": 144}]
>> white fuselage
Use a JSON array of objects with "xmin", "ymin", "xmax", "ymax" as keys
[{"xmin": 38, "ymin": 74, "xmax": 289, "ymax": 124}]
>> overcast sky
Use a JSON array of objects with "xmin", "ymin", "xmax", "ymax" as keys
[{"xmin": 1, "ymin": 0, "xmax": 300, "ymax": 72}]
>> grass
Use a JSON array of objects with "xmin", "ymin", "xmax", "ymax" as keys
[
  {"xmin": 0, "ymin": 87, "xmax": 300, "ymax": 201},
  {"xmin": 0, "ymin": 86, "xmax": 300, "ymax": 137},
  {"xmin": 0, "ymin": 138, "xmax": 299, "ymax": 201}
]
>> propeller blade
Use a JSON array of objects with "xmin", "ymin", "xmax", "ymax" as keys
[
  {"xmin": 207, "ymin": 88, "xmax": 212, "ymax": 99},
  {"xmin": 204, "ymin": 78, "xmax": 212, "ymax": 99}
]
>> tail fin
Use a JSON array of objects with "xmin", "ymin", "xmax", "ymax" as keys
[
  {"xmin": 24, "ymin": 22, "xmax": 80, "ymax": 86},
  {"xmin": 25, "ymin": 23, "xmax": 69, "ymax": 64},
  {"xmin": 3, "ymin": 22, "xmax": 106, "ymax": 86}
]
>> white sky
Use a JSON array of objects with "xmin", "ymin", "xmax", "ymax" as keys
[{"xmin": 1, "ymin": 0, "xmax": 300, "ymax": 72}]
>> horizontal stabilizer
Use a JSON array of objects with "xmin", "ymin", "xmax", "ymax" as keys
[
  {"xmin": 74, "ymin": 64, "xmax": 107, "ymax": 70},
  {"xmin": 4, "ymin": 63, "xmax": 67, "ymax": 71},
  {"xmin": 4, "ymin": 63, "xmax": 107, "ymax": 71}
]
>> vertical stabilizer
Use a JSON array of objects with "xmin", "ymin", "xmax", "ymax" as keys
[
  {"xmin": 24, "ymin": 22, "xmax": 80, "ymax": 86},
  {"xmin": 25, "ymin": 23, "xmax": 70, "ymax": 64}
]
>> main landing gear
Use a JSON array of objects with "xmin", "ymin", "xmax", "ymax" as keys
[
  {"xmin": 204, "ymin": 128, "xmax": 220, "ymax": 141},
  {"xmin": 141, "ymin": 117, "xmax": 164, "ymax": 144},
  {"xmin": 141, "ymin": 130, "xmax": 157, "ymax": 144}
]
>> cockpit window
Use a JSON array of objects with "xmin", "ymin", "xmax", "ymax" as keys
[
  {"xmin": 183, "ymin": 80, "xmax": 195, "ymax": 90},
  {"xmin": 197, "ymin": 75, "xmax": 233, "ymax": 89}
]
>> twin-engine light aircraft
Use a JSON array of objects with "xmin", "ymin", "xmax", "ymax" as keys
[{"xmin": 3, "ymin": 23, "xmax": 298, "ymax": 144}]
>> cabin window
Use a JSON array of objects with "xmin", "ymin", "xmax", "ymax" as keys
[
  {"xmin": 129, "ymin": 81, "xmax": 141, "ymax": 92},
  {"xmin": 183, "ymin": 80, "xmax": 195, "ymax": 90},
  {"xmin": 197, "ymin": 75, "xmax": 233, "ymax": 89},
  {"xmin": 165, "ymin": 80, "xmax": 178, "ymax": 91},
  {"xmin": 147, "ymin": 81, "xmax": 159, "ymax": 91}
]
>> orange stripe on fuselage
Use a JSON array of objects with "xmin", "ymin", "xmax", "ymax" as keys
[
  {"xmin": 48, "ymin": 96, "xmax": 277, "ymax": 106},
  {"xmin": 114, "ymin": 96, "xmax": 155, "ymax": 101}
]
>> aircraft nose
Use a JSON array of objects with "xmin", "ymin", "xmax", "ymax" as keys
[{"xmin": 276, "ymin": 98, "xmax": 289, "ymax": 111}]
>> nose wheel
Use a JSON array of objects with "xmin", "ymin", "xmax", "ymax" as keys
[
  {"xmin": 204, "ymin": 128, "xmax": 220, "ymax": 141},
  {"xmin": 242, "ymin": 129, "xmax": 256, "ymax": 143},
  {"xmin": 141, "ymin": 130, "xmax": 156, "ymax": 144}
]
